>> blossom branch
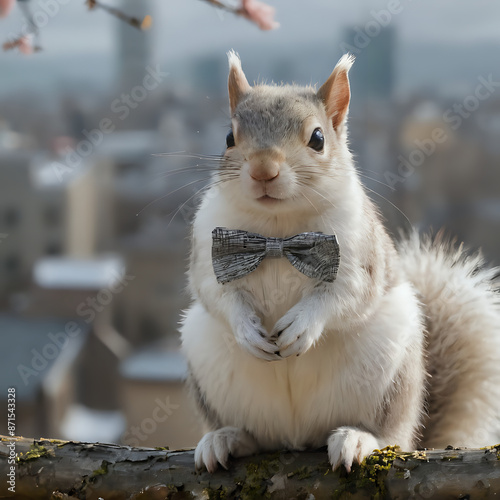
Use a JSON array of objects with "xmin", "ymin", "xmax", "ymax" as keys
[
  {"xmin": 200, "ymin": 0, "xmax": 280, "ymax": 30},
  {"xmin": 86, "ymin": 0, "xmax": 152, "ymax": 31}
]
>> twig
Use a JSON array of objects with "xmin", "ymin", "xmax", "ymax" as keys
[
  {"xmin": 2, "ymin": 35, "xmax": 41, "ymax": 54},
  {"xmin": 199, "ymin": 0, "xmax": 280, "ymax": 31},
  {"xmin": 200, "ymin": 0, "xmax": 240, "ymax": 14},
  {"xmin": 86, "ymin": 0, "xmax": 152, "ymax": 30}
]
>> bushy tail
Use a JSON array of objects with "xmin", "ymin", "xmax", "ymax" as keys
[{"xmin": 398, "ymin": 231, "xmax": 500, "ymax": 448}]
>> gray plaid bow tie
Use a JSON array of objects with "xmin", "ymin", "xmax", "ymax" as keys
[{"xmin": 212, "ymin": 227, "xmax": 340, "ymax": 284}]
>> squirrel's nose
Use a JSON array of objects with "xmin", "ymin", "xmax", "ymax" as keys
[
  {"xmin": 249, "ymin": 163, "xmax": 280, "ymax": 181},
  {"xmin": 248, "ymin": 150, "xmax": 283, "ymax": 181}
]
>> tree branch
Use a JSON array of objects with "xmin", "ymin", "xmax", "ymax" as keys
[
  {"xmin": 86, "ymin": 0, "xmax": 152, "ymax": 31},
  {"xmin": 199, "ymin": 0, "xmax": 280, "ymax": 30},
  {"xmin": 1, "ymin": 435, "xmax": 499, "ymax": 499},
  {"xmin": 200, "ymin": 0, "xmax": 240, "ymax": 15}
]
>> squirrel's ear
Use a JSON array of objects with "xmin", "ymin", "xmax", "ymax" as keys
[
  {"xmin": 227, "ymin": 50, "xmax": 251, "ymax": 115},
  {"xmin": 317, "ymin": 54, "xmax": 355, "ymax": 130}
]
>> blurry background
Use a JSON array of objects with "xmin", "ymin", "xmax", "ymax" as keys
[{"xmin": 0, "ymin": 0, "xmax": 499, "ymax": 449}]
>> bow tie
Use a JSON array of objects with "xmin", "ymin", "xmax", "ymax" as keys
[{"xmin": 212, "ymin": 227, "xmax": 340, "ymax": 284}]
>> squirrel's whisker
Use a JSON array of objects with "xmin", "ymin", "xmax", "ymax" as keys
[{"xmin": 136, "ymin": 176, "xmax": 212, "ymax": 217}]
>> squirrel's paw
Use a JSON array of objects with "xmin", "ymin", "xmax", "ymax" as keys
[
  {"xmin": 195, "ymin": 427, "xmax": 259, "ymax": 473},
  {"xmin": 272, "ymin": 308, "xmax": 323, "ymax": 358},
  {"xmin": 234, "ymin": 313, "xmax": 280, "ymax": 361},
  {"xmin": 328, "ymin": 427, "xmax": 379, "ymax": 473}
]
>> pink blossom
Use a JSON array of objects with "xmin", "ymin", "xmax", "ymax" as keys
[
  {"xmin": 18, "ymin": 34, "xmax": 34, "ymax": 54},
  {"xmin": 239, "ymin": 0, "xmax": 279, "ymax": 31},
  {"xmin": 0, "ymin": 0, "xmax": 15, "ymax": 18},
  {"xmin": 3, "ymin": 33, "xmax": 39, "ymax": 54}
]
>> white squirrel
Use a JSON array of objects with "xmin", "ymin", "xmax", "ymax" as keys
[{"xmin": 180, "ymin": 51, "xmax": 500, "ymax": 473}]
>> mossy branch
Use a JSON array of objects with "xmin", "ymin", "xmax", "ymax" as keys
[{"xmin": 0, "ymin": 435, "xmax": 499, "ymax": 499}]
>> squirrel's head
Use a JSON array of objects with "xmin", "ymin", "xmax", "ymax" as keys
[{"xmin": 219, "ymin": 50, "xmax": 355, "ymax": 216}]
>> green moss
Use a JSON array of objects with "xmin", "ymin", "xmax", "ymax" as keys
[
  {"xmin": 480, "ymin": 444, "xmax": 499, "ymax": 450},
  {"xmin": 287, "ymin": 465, "xmax": 314, "ymax": 480},
  {"xmin": 235, "ymin": 454, "xmax": 282, "ymax": 500},
  {"xmin": 481, "ymin": 443, "xmax": 500, "ymax": 459},
  {"xmin": 164, "ymin": 484, "xmax": 181, "ymax": 495},
  {"xmin": 359, "ymin": 446, "xmax": 399, "ymax": 495},
  {"xmin": 131, "ymin": 484, "xmax": 195, "ymax": 499},
  {"xmin": 155, "ymin": 446, "xmax": 170, "ymax": 451},
  {"xmin": 91, "ymin": 460, "xmax": 109, "ymax": 478},
  {"xmin": 240, "ymin": 462, "xmax": 273, "ymax": 499},
  {"xmin": 332, "ymin": 446, "xmax": 401, "ymax": 500},
  {"xmin": 492, "ymin": 444, "xmax": 500, "ymax": 460},
  {"xmin": 41, "ymin": 438, "xmax": 69, "ymax": 449},
  {"xmin": 203, "ymin": 486, "xmax": 229, "ymax": 499},
  {"xmin": 17, "ymin": 443, "xmax": 54, "ymax": 462},
  {"xmin": 66, "ymin": 459, "xmax": 112, "ymax": 498},
  {"xmin": 50, "ymin": 492, "xmax": 66, "ymax": 499},
  {"xmin": 46, "ymin": 438, "xmax": 66, "ymax": 445},
  {"xmin": 393, "ymin": 469, "xmax": 407, "ymax": 479}
]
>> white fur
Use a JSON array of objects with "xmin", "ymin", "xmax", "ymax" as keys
[
  {"xmin": 227, "ymin": 49, "xmax": 243, "ymax": 72},
  {"xmin": 182, "ymin": 168, "xmax": 425, "ymax": 469},
  {"xmin": 180, "ymin": 55, "xmax": 500, "ymax": 473},
  {"xmin": 182, "ymin": 280, "xmax": 422, "ymax": 447},
  {"xmin": 328, "ymin": 427, "xmax": 380, "ymax": 473},
  {"xmin": 331, "ymin": 53, "xmax": 355, "ymax": 76},
  {"xmin": 195, "ymin": 427, "xmax": 259, "ymax": 473},
  {"xmin": 398, "ymin": 233, "xmax": 500, "ymax": 448}
]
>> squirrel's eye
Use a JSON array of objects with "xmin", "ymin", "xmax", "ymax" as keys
[
  {"xmin": 226, "ymin": 130, "xmax": 235, "ymax": 149},
  {"xmin": 308, "ymin": 128, "xmax": 324, "ymax": 152}
]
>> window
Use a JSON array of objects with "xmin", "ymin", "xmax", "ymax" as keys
[
  {"xmin": 45, "ymin": 243, "xmax": 62, "ymax": 255},
  {"xmin": 5, "ymin": 255, "xmax": 20, "ymax": 273},
  {"xmin": 44, "ymin": 206, "xmax": 60, "ymax": 227},
  {"xmin": 4, "ymin": 208, "xmax": 20, "ymax": 228}
]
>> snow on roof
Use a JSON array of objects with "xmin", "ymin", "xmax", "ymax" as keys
[
  {"xmin": 34, "ymin": 254, "xmax": 126, "ymax": 290},
  {"xmin": 120, "ymin": 349, "xmax": 188, "ymax": 382}
]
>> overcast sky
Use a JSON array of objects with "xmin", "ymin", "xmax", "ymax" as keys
[
  {"xmin": 0, "ymin": 0, "xmax": 499, "ymax": 98},
  {"xmin": 1, "ymin": 0, "xmax": 500, "ymax": 55}
]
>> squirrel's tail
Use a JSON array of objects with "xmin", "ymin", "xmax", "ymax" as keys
[{"xmin": 398, "ymin": 230, "xmax": 500, "ymax": 449}]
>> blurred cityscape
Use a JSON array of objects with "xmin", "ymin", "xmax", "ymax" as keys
[{"xmin": 0, "ymin": 1, "xmax": 499, "ymax": 450}]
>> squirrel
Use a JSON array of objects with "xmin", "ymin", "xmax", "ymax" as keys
[{"xmin": 180, "ymin": 51, "xmax": 500, "ymax": 473}]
